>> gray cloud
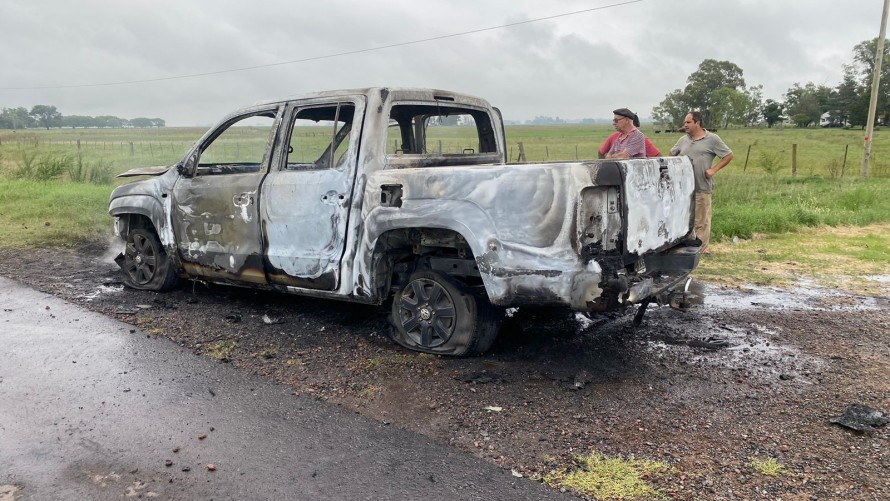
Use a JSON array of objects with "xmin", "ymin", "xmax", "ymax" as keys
[{"xmin": 0, "ymin": 0, "xmax": 880, "ymax": 125}]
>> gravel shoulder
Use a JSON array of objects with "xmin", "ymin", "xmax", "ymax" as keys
[{"xmin": 1, "ymin": 245, "xmax": 888, "ymax": 500}]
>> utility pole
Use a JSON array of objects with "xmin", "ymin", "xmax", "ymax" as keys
[{"xmin": 862, "ymin": 0, "xmax": 890, "ymax": 179}]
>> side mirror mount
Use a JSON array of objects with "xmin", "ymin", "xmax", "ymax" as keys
[{"xmin": 177, "ymin": 153, "xmax": 198, "ymax": 177}]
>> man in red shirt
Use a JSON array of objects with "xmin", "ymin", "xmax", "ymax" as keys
[{"xmin": 598, "ymin": 108, "xmax": 660, "ymax": 158}]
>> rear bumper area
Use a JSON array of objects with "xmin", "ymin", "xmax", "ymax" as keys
[{"xmin": 625, "ymin": 245, "xmax": 701, "ymax": 305}]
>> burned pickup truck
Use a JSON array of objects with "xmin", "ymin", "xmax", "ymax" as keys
[{"xmin": 109, "ymin": 87, "xmax": 700, "ymax": 355}]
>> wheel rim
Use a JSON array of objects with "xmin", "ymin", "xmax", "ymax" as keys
[
  {"xmin": 397, "ymin": 278, "xmax": 456, "ymax": 348},
  {"xmin": 124, "ymin": 233, "xmax": 158, "ymax": 285}
]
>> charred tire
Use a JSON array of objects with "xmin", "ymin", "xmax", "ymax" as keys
[
  {"xmin": 390, "ymin": 270, "xmax": 501, "ymax": 356},
  {"xmin": 121, "ymin": 228, "xmax": 179, "ymax": 291}
]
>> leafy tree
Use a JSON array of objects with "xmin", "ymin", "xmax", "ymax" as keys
[
  {"xmin": 29, "ymin": 105, "xmax": 62, "ymax": 129},
  {"xmin": 761, "ymin": 99, "xmax": 784, "ymax": 128},
  {"xmin": 61, "ymin": 115, "xmax": 95, "ymax": 128},
  {"xmin": 651, "ymin": 89, "xmax": 690, "ymax": 128},
  {"xmin": 710, "ymin": 87, "xmax": 751, "ymax": 129},
  {"xmin": 683, "ymin": 59, "xmax": 746, "ymax": 125},
  {"xmin": 791, "ymin": 113, "xmax": 811, "ymax": 128},
  {"xmin": 849, "ymin": 90, "xmax": 872, "ymax": 128},
  {"xmin": 825, "ymin": 66, "xmax": 861, "ymax": 127},
  {"xmin": 852, "ymin": 38, "xmax": 890, "ymax": 79},
  {"xmin": 652, "ymin": 59, "xmax": 746, "ymax": 127},
  {"xmin": 0, "ymin": 107, "xmax": 35, "ymax": 129},
  {"xmin": 743, "ymin": 85, "xmax": 764, "ymax": 126},
  {"xmin": 130, "ymin": 117, "xmax": 154, "ymax": 128},
  {"xmin": 786, "ymin": 92, "xmax": 822, "ymax": 127},
  {"xmin": 94, "ymin": 115, "xmax": 124, "ymax": 128},
  {"xmin": 851, "ymin": 38, "xmax": 890, "ymax": 124}
]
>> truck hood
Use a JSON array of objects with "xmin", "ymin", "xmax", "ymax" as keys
[{"xmin": 116, "ymin": 165, "xmax": 173, "ymax": 177}]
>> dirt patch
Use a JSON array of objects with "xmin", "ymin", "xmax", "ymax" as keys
[{"xmin": 2, "ymin": 246, "xmax": 889, "ymax": 500}]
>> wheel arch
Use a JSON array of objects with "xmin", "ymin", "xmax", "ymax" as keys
[
  {"xmin": 109, "ymin": 195, "xmax": 173, "ymax": 247},
  {"xmin": 367, "ymin": 225, "xmax": 488, "ymax": 302}
]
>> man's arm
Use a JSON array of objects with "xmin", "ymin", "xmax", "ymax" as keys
[
  {"xmin": 705, "ymin": 152, "xmax": 734, "ymax": 179},
  {"xmin": 598, "ymin": 134, "xmax": 615, "ymax": 159}
]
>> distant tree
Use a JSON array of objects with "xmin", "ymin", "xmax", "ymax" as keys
[
  {"xmin": 743, "ymin": 85, "xmax": 764, "ymax": 126},
  {"xmin": 791, "ymin": 113, "xmax": 811, "ymax": 128},
  {"xmin": 852, "ymin": 38, "xmax": 890, "ymax": 80},
  {"xmin": 94, "ymin": 115, "xmax": 124, "ymax": 128},
  {"xmin": 651, "ymin": 89, "xmax": 691, "ymax": 128},
  {"xmin": 851, "ymin": 38, "xmax": 890, "ymax": 124},
  {"xmin": 710, "ymin": 87, "xmax": 751, "ymax": 129},
  {"xmin": 786, "ymin": 93, "xmax": 822, "ymax": 127},
  {"xmin": 848, "ymin": 90, "xmax": 872, "ymax": 129},
  {"xmin": 653, "ymin": 59, "xmax": 746, "ymax": 127},
  {"xmin": 818, "ymin": 66, "xmax": 861, "ymax": 127},
  {"xmin": 150, "ymin": 118, "xmax": 165, "ymax": 128},
  {"xmin": 761, "ymin": 99, "xmax": 784, "ymax": 128},
  {"xmin": 130, "ymin": 117, "xmax": 153, "ymax": 128},
  {"xmin": 683, "ymin": 59, "xmax": 746, "ymax": 125},
  {"xmin": 61, "ymin": 115, "xmax": 94, "ymax": 128},
  {"xmin": 527, "ymin": 116, "xmax": 564, "ymax": 125},
  {"xmin": 0, "ymin": 107, "xmax": 35, "ymax": 129},
  {"xmin": 29, "ymin": 105, "xmax": 62, "ymax": 129}
]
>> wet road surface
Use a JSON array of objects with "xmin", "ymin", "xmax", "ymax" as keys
[{"xmin": 0, "ymin": 276, "xmax": 569, "ymax": 500}]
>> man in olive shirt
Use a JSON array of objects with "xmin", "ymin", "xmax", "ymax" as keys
[{"xmin": 670, "ymin": 111, "xmax": 734, "ymax": 253}]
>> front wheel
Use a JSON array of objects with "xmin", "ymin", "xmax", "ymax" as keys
[
  {"xmin": 389, "ymin": 270, "xmax": 501, "ymax": 356},
  {"xmin": 121, "ymin": 228, "xmax": 179, "ymax": 291}
]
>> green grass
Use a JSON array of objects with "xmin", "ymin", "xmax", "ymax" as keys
[
  {"xmin": 697, "ymin": 224, "xmax": 890, "ymax": 293},
  {"xmin": 207, "ymin": 339, "xmax": 238, "ymax": 360},
  {"xmin": 544, "ymin": 452, "xmax": 669, "ymax": 500},
  {"xmin": 712, "ymin": 175, "xmax": 890, "ymax": 241},
  {"xmin": 0, "ymin": 178, "xmax": 112, "ymax": 248},
  {"xmin": 748, "ymin": 457, "xmax": 785, "ymax": 477}
]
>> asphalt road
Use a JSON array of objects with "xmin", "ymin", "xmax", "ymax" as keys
[{"xmin": 0, "ymin": 276, "xmax": 569, "ymax": 501}]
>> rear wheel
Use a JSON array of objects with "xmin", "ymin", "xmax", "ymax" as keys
[
  {"xmin": 390, "ymin": 270, "xmax": 501, "ymax": 356},
  {"xmin": 121, "ymin": 228, "xmax": 179, "ymax": 291}
]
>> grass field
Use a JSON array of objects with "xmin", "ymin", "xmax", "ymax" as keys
[{"xmin": 0, "ymin": 125, "xmax": 888, "ymax": 289}]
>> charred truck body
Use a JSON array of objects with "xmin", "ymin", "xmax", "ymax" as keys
[{"xmin": 109, "ymin": 88, "xmax": 701, "ymax": 355}]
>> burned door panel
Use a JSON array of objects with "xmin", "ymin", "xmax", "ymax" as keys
[
  {"xmin": 170, "ymin": 110, "xmax": 280, "ymax": 283},
  {"xmin": 261, "ymin": 100, "xmax": 365, "ymax": 290}
]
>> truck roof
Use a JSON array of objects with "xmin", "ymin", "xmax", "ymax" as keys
[{"xmin": 236, "ymin": 87, "xmax": 493, "ymax": 114}]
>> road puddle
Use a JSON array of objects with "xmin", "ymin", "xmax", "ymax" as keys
[
  {"xmin": 689, "ymin": 278, "xmax": 888, "ymax": 312},
  {"xmin": 80, "ymin": 284, "xmax": 124, "ymax": 301}
]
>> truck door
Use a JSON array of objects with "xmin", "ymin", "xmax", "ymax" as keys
[
  {"xmin": 260, "ymin": 98, "xmax": 365, "ymax": 290},
  {"xmin": 170, "ymin": 106, "xmax": 282, "ymax": 284}
]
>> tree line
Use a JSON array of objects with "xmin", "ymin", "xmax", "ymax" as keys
[
  {"xmin": 0, "ymin": 105, "xmax": 165, "ymax": 130},
  {"xmin": 652, "ymin": 38, "xmax": 889, "ymax": 130}
]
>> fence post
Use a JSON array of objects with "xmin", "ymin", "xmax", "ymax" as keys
[
  {"xmin": 438, "ymin": 140, "xmax": 442, "ymax": 153},
  {"xmin": 545, "ymin": 145, "xmax": 549, "ymax": 161},
  {"xmin": 517, "ymin": 142, "xmax": 527, "ymax": 162},
  {"xmin": 575, "ymin": 145, "xmax": 578, "ymax": 160},
  {"xmin": 77, "ymin": 140, "xmax": 81, "ymax": 152},
  {"xmin": 129, "ymin": 142, "xmax": 134, "ymax": 156},
  {"xmin": 791, "ymin": 144, "xmax": 797, "ymax": 177},
  {"xmin": 743, "ymin": 144, "xmax": 752, "ymax": 172},
  {"xmin": 841, "ymin": 145, "xmax": 849, "ymax": 177}
]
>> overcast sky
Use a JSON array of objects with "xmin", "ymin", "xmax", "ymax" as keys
[{"xmin": 0, "ymin": 0, "xmax": 881, "ymax": 126}]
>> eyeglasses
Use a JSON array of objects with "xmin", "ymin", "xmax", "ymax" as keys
[{"xmin": 612, "ymin": 117, "xmax": 627, "ymax": 123}]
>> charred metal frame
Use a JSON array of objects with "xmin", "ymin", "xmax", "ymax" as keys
[{"xmin": 109, "ymin": 87, "xmax": 700, "ymax": 314}]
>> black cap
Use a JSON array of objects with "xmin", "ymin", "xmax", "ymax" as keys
[{"xmin": 613, "ymin": 108, "xmax": 640, "ymax": 127}]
